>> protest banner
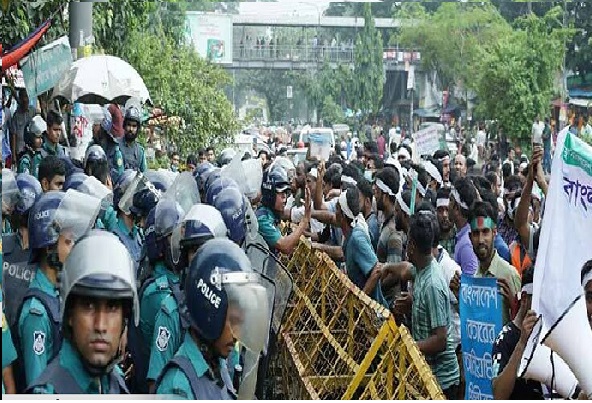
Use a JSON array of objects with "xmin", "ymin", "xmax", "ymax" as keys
[
  {"xmin": 21, "ymin": 36, "xmax": 72, "ymax": 99},
  {"xmin": 460, "ymin": 275, "xmax": 503, "ymax": 400},
  {"xmin": 528, "ymin": 129, "xmax": 592, "ymax": 396},
  {"xmin": 413, "ymin": 125, "xmax": 440, "ymax": 157}
]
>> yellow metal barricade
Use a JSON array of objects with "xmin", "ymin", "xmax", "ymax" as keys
[{"xmin": 276, "ymin": 238, "xmax": 445, "ymax": 400}]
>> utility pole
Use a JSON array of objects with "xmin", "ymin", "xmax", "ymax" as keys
[{"xmin": 69, "ymin": 0, "xmax": 105, "ymax": 60}]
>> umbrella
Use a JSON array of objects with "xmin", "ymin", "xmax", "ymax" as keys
[{"xmin": 52, "ymin": 55, "xmax": 151, "ymax": 105}]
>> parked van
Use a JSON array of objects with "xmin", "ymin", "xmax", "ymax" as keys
[{"xmin": 299, "ymin": 127, "xmax": 335, "ymax": 149}]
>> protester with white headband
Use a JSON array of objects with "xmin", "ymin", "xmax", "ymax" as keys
[
  {"xmin": 454, "ymin": 154, "xmax": 467, "ymax": 178},
  {"xmin": 374, "ymin": 168, "xmax": 406, "ymax": 304},
  {"xmin": 435, "ymin": 187, "xmax": 456, "ymax": 256},
  {"xmin": 422, "ymin": 159, "xmax": 443, "ymax": 192},
  {"xmin": 395, "ymin": 189, "xmax": 413, "ymax": 237},
  {"xmin": 448, "ymin": 177, "xmax": 479, "ymax": 277},
  {"xmin": 336, "ymin": 187, "xmax": 387, "ymax": 307},
  {"xmin": 491, "ymin": 266, "xmax": 546, "ymax": 400}
]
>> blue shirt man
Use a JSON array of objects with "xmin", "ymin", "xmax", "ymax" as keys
[{"xmin": 454, "ymin": 223, "xmax": 478, "ymax": 276}]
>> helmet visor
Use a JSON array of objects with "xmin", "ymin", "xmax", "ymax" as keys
[
  {"xmin": 2, "ymin": 168, "xmax": 20, "ymax": 213},
  {"xmin": 163, "ymin": 171, "xmax": 200, "ymax": 213},
  {"xmin": 119, "ymin": 172, "xmax": 161, "ymax": 215},
  {"xmin": 241, "ymin": 159, "xmax": 263, "ymax": 200},
  {"xmin": 79, "ymin": 176, "xmax": 113, "ymax": 209},
  {"xmin": 223, "ymin": 273, "xmax": 275, "ymax": 399},
  {"xmin": 53, "ymin": 190, "xmax": 101, "ymax": 242}
]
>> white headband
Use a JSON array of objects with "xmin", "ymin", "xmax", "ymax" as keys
[
  {"xmin": 338, "ymin": 191, "xmax": 355, "ymax": 221},
  {"xmin": 384, "ymin": 157, "xmax": 400, "ymax": 169},
  {"xmin": 309, "ymin": 168, "xmax": 318, "ymax": 179},
  {"xmin": 341, "ymin": 175, "xmax": 357, "ymax": 186},
  {"xmin": 396, "ymin": 192, "xmax": 411, "ymax": 216},
  {"xmin": 397, "ymin": 148, "xmax": 410, "ymax": 160},
  {"xmin": 422, "ymin": 160, "xmax": 443, "ymax": 185},
  {"xmin": 583, "ymin": 271, "xmax": 592, "ymax": 289},
  {"xmin": 436, "ymin": 198, "xmax": 449, "ymax": 208},
  {"xmin": 375, "ymin": 178, "xmax": 395, "ymax": 196},
  {"xmin": 407, "ymin": 169, "xmax": 427, "ymax": 197},
  {"xmin": 451, "ymin": 188, "xmax": 469, "ymax": 210}
]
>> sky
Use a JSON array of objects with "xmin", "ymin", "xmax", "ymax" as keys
[{"xmin": 238, "ymin": 1, "xmax": 333, "ymax": 18}]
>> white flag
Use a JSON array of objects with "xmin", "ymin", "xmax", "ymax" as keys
[{"xmin": 529, "ymin": 128, "xmax": 592, "ymax": 396}]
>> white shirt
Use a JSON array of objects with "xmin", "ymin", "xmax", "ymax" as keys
[
  {"xmin": 437, "ymin": 246, "xmax": 461, "ymax": 347},
  {"xmin": 532, "ymin": 121, "xmax": 545, "ymax": 144},
  {"xmin": 476, "ymin": 130, "xmax": 486, "ymax": 146}
]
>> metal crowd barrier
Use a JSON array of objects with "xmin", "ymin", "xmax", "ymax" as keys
[{"xmin": 272, "ymin": 238, "xmax": 445, "ymax": 400}]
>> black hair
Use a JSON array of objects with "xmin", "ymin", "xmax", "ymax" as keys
[
  {"xmin": 469, "ymin": 175, "xmax": 492, "ymax": 192},
  {"xmin": 390, "ymin": 141, "xmax": 398, "ymax": 154},
  {"xmin": 342, "ymin": 163, "xmax": 361, "ymax": 184},
  {"xmin": 375, "ymin": 167, "xmax": 400, "ymax": 203},
  {"xmin": 206, "ymin": 146, "xmax": 215, "ymax": 153},
  {"xmin": 343, "ymin": 187, "xmax": 360, "ymax": 218},
  {"xmin": 433, "ymin": 150, "xmax": 449, "ymax": 160},
  {"xmin": 415, "ymin": 202, "xmax": 440, "ymax": 248},
  {"xmin": 241, "ymin": 152, "xmax": 251, "ymax": 161},
  {"xmin": 522, "ymin": 265, "xmax": 535, "ymax": 288},
  {"xmin": 186, "ymin": 154, "xmax": 197, "ymax": 166},
  {"xmin": 468, "ymin": 200, "xmax": 497, "ymax": 224},
  {"xmin": 258, "ymin": 149, "xmax": 269, "ymax": 158},
  {"xmin": 364, "ymin": 141, "xmax": 378, "ymax": 154},
  {"xmin": 357, "ymin": 177, "xmax": 373, "ymax": 200},
  {"xmin": 86, "ymin": 159, "xmax": 110, "ymax": 185},
  {"xmin": 409, "ymin": 208, "xmax": 437, "ymax": 255},
  {"xmin": 436, "ymin": 186, "xmax": 451, "ymax": 200},
  {"xmin": 398, "ymin": 144, "xmax": 413, "ymax": 159},
  {"xmin": 502, "ymin": 162, "xmax": 513, "ymax": 180},
  {"xmin": 452, "ymin": 177, "xmax": 478, "ymax": 217},
  {"xmin": 198, "ymin": 148, "xmax": 205, "ymax": 157},
  {"xmin": 582, "ymin": 260, "xmax": 592, "ymax": 285},
  {"xmin": 504, "ymin": 175, "xmax": 523, "ymax": 192},
  {"xmin": 485, "ymin": 171, "xmax": 498, "ymax": 188},
  {"xmin": 46, "ymin": 110, "xmax": 63, "ymax": 127},
  {"xmin": 478, "ymin": 188, "xmax": 499, "ymax": 221},
  {"xmin": 38, "ymin": 155, "xmax": 66, "ymax": 184}
]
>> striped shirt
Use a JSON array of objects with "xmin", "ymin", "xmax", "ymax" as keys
[{"xmin": 411, "ymin": 259, "xmax": 460, "ymax": 391}]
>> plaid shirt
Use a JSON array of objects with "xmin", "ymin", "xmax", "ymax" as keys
[{"xmin": 440, "ymin": 234, "xmax": 456, "ymax": 257}]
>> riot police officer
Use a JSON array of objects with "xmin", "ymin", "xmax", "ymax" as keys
[
  {"xmin": 2, "ymin": 276, "xmax": 18, "ymax": 394},
  {"xmin": 111, "ymin": 170, "xmax": 143, "ymax": 268},
  {"xmin": 14, "ymin": 190, "xmax": 101, "ymax": 391},
  {"xmin": 257, "ymin": 166, "xmax": 310, "ymax": 255},
  {"xmin": 147, "ymin": 204, "xmax": 228, "ymax": 387},
  {"xmin": 18, "ymin": 116, "xmax": 46, "ymax": 178},
  {"xmin": 84, "ymin": 145, "xmax": 112, "ymax": 190},
  {"xmin": 127, "ymin": 198, "xmax": 185, "ymax": 393},
  {"xmin": 155, "ymin": 238, "xmax": 275, "ymax": 400},
  {"xmin": 91, "ymin": 106, "xmax": 124, "ymax": 184},
  {"xmin": 120, "ymin": 107, "xmax": 147, "ymax": 172},
  {"xmin": 27, "ymin": 231, "xmax": 138, "ymax": 394},
  {"xmin": 3, "ymin": 173, "xmax": 42, "ymax": 330},
  {"xmin": 2, "ymin": 168, "xmax": 19, "ymax": 234},
  {"xmin": 212, "ymin": 187, "xmax": 248, "ymax": 246}
]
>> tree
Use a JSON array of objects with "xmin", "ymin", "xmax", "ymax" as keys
[
  {"xmin": 123, "ymin": 29, "xmax": 237, "ymax": 154},
  {"xmin": 474, "ymin": 7, "xmax": 573, "ymax": 148},
  {"xmin": 353, "ymin": 3, "xmax": 384, "ymax": 119},
  {"xmin": 566, "ymin": 1, "xmax": 592, "ymax": 82},
  {"xmin": 397, "ymin": 2, "xmax": 511, "ymax": 97},
  {"xmin": 235, "ymin": 70, "xmax": 294, "ymax": 123}
]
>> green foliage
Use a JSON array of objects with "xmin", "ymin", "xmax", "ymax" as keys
[
  {"xmin": 474, "ymin": 7, "xmax": 573, "ymax": 148},
  {"xmin": 0, "ymin": 0, "xmax": 68, "ymax": 50},
  {"xmin": 320, "ymin": 95, "xmax": 344, "ymax": 126},
  {"xmin": 353, "ymin": 3, "xmax": 384, "ymax": 118},
  {"xmin": 398, "ymin": 2, "xmax": 511, "ymax": 93},
  {"xmin": 123, "ymin": 29, "xmax": 237, "ymax": 154},
  {"xmin": 565, "ymin": 1, "xmax": 592, "ymax": 82}
]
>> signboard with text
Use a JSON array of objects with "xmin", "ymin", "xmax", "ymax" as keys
[
  {"xmin": 413, "ymin": 125, "xmax": 440, "ymax": 157},
  {"xmin": 459, "ymin": 275, "xmax": 503, "ymax": 400},
  {"xmin": 185, "ymin": 13, "xmax": 233, "ymax": 64}
]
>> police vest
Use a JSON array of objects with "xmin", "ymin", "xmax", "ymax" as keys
[
  {"xmin": 155, "ymin": 355, "xmax": 236, "ymax": 400},
  {"xmin": 2, "ymin": 233, "xmax": 35, "ymax": 327},
  {"xmin": 127, "ymin": 276, "xmax": 186, "ymax": 393},
  {"xmin": 13, "ymin": 288, "xmax": 63, "ymax": 393},
  {"xmin": 120, "ymin": 140, "xmax": 143, "ymax": 171},
  {"xmin": 26, "ymin": 357, "xmax": 129, "ymax": 394}
]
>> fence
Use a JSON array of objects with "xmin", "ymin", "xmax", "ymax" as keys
[{"xmin": 273, "ymin": 238, "xmax": 444, "ymax": 400}]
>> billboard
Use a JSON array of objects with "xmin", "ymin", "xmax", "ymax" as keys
[{"xmin": 186, "ymin": 12, "xmax": 233, "ymax": 64}]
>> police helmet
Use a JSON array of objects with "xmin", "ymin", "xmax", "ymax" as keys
[
  {"xmin": 28, "ymin": 190, "xmax": 101, "ymax": 263},
  {"xmin": 269, "ymin": 157, "xmax": 296, "ymax": 181},
  {"xmin": 180, "ymin": 204, "xmax": 228, "ymax": 249},
  {"xmin": 61, "ymin": 230, "xmax": 139, "ymax": 327},
  {"xmin": 145, "ymin": 170, "xmax": 174, "ymax": 192},
  {"xmin": 124, "ymin": 106, "xmax": 142, "ymax": 141},
  {"xmin": 24, "ymin": 115, "xmax": 46, "ymax": 148},
  {"xmin": 129, "ymin": 188, "xmax": 159, "ymax": 218},
  {"xmin": 144, "ymin": 199, "xmax": 185, "ymax": 263},
  {"xmin": 213, "ymin": 187, "xmax": 247, "ymax": 245},
  {"xmin": 218, "ymin": 148, "xmax": 237, "ymax": 167},
  {"xmin": 85, "ymin": 145, "xmax": 107, "ymax": 164},
  {"xmin": 16, "ymin": 173, "xmax": 42, "ymax": 216},
  {"xmin": 64, "ymin": 171, "xmax": 89, "ymax": 192},
  {"xmin": 184, "ymin": 239, "xmax": 252, "ymax": 341},
  {"xmin": 113, "ymin": 169, "xmax": 137, "ymax": 210},
  {"xmin": 2, "ymin": 168, "xmax": 20, "ymax": 215},
  {"xmin": 205, "ymin": 176, "xmax": 240, "ymax": 206},
  {"xmin": 64, "ymin": 171, "xmax": 113, "ymax": 208},
  {"xmin": 195, "ymin": 162, "xmax": 216, "ymax": 194},
  {"xmin": 203, "ymin": 168, "xmax": 222, "ymax": 196},
  {"xmin": 261, "ymin": 166, "xmax": 290, "ymax": 209}
]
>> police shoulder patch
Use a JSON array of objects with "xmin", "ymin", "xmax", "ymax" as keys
[
  {"xmin": 33, "ymin": 330, "xmax": 46, "ymax": 355},
  {"xmin": 156, "ymin": 326, "xmax": 171, "ymax": 352}
]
